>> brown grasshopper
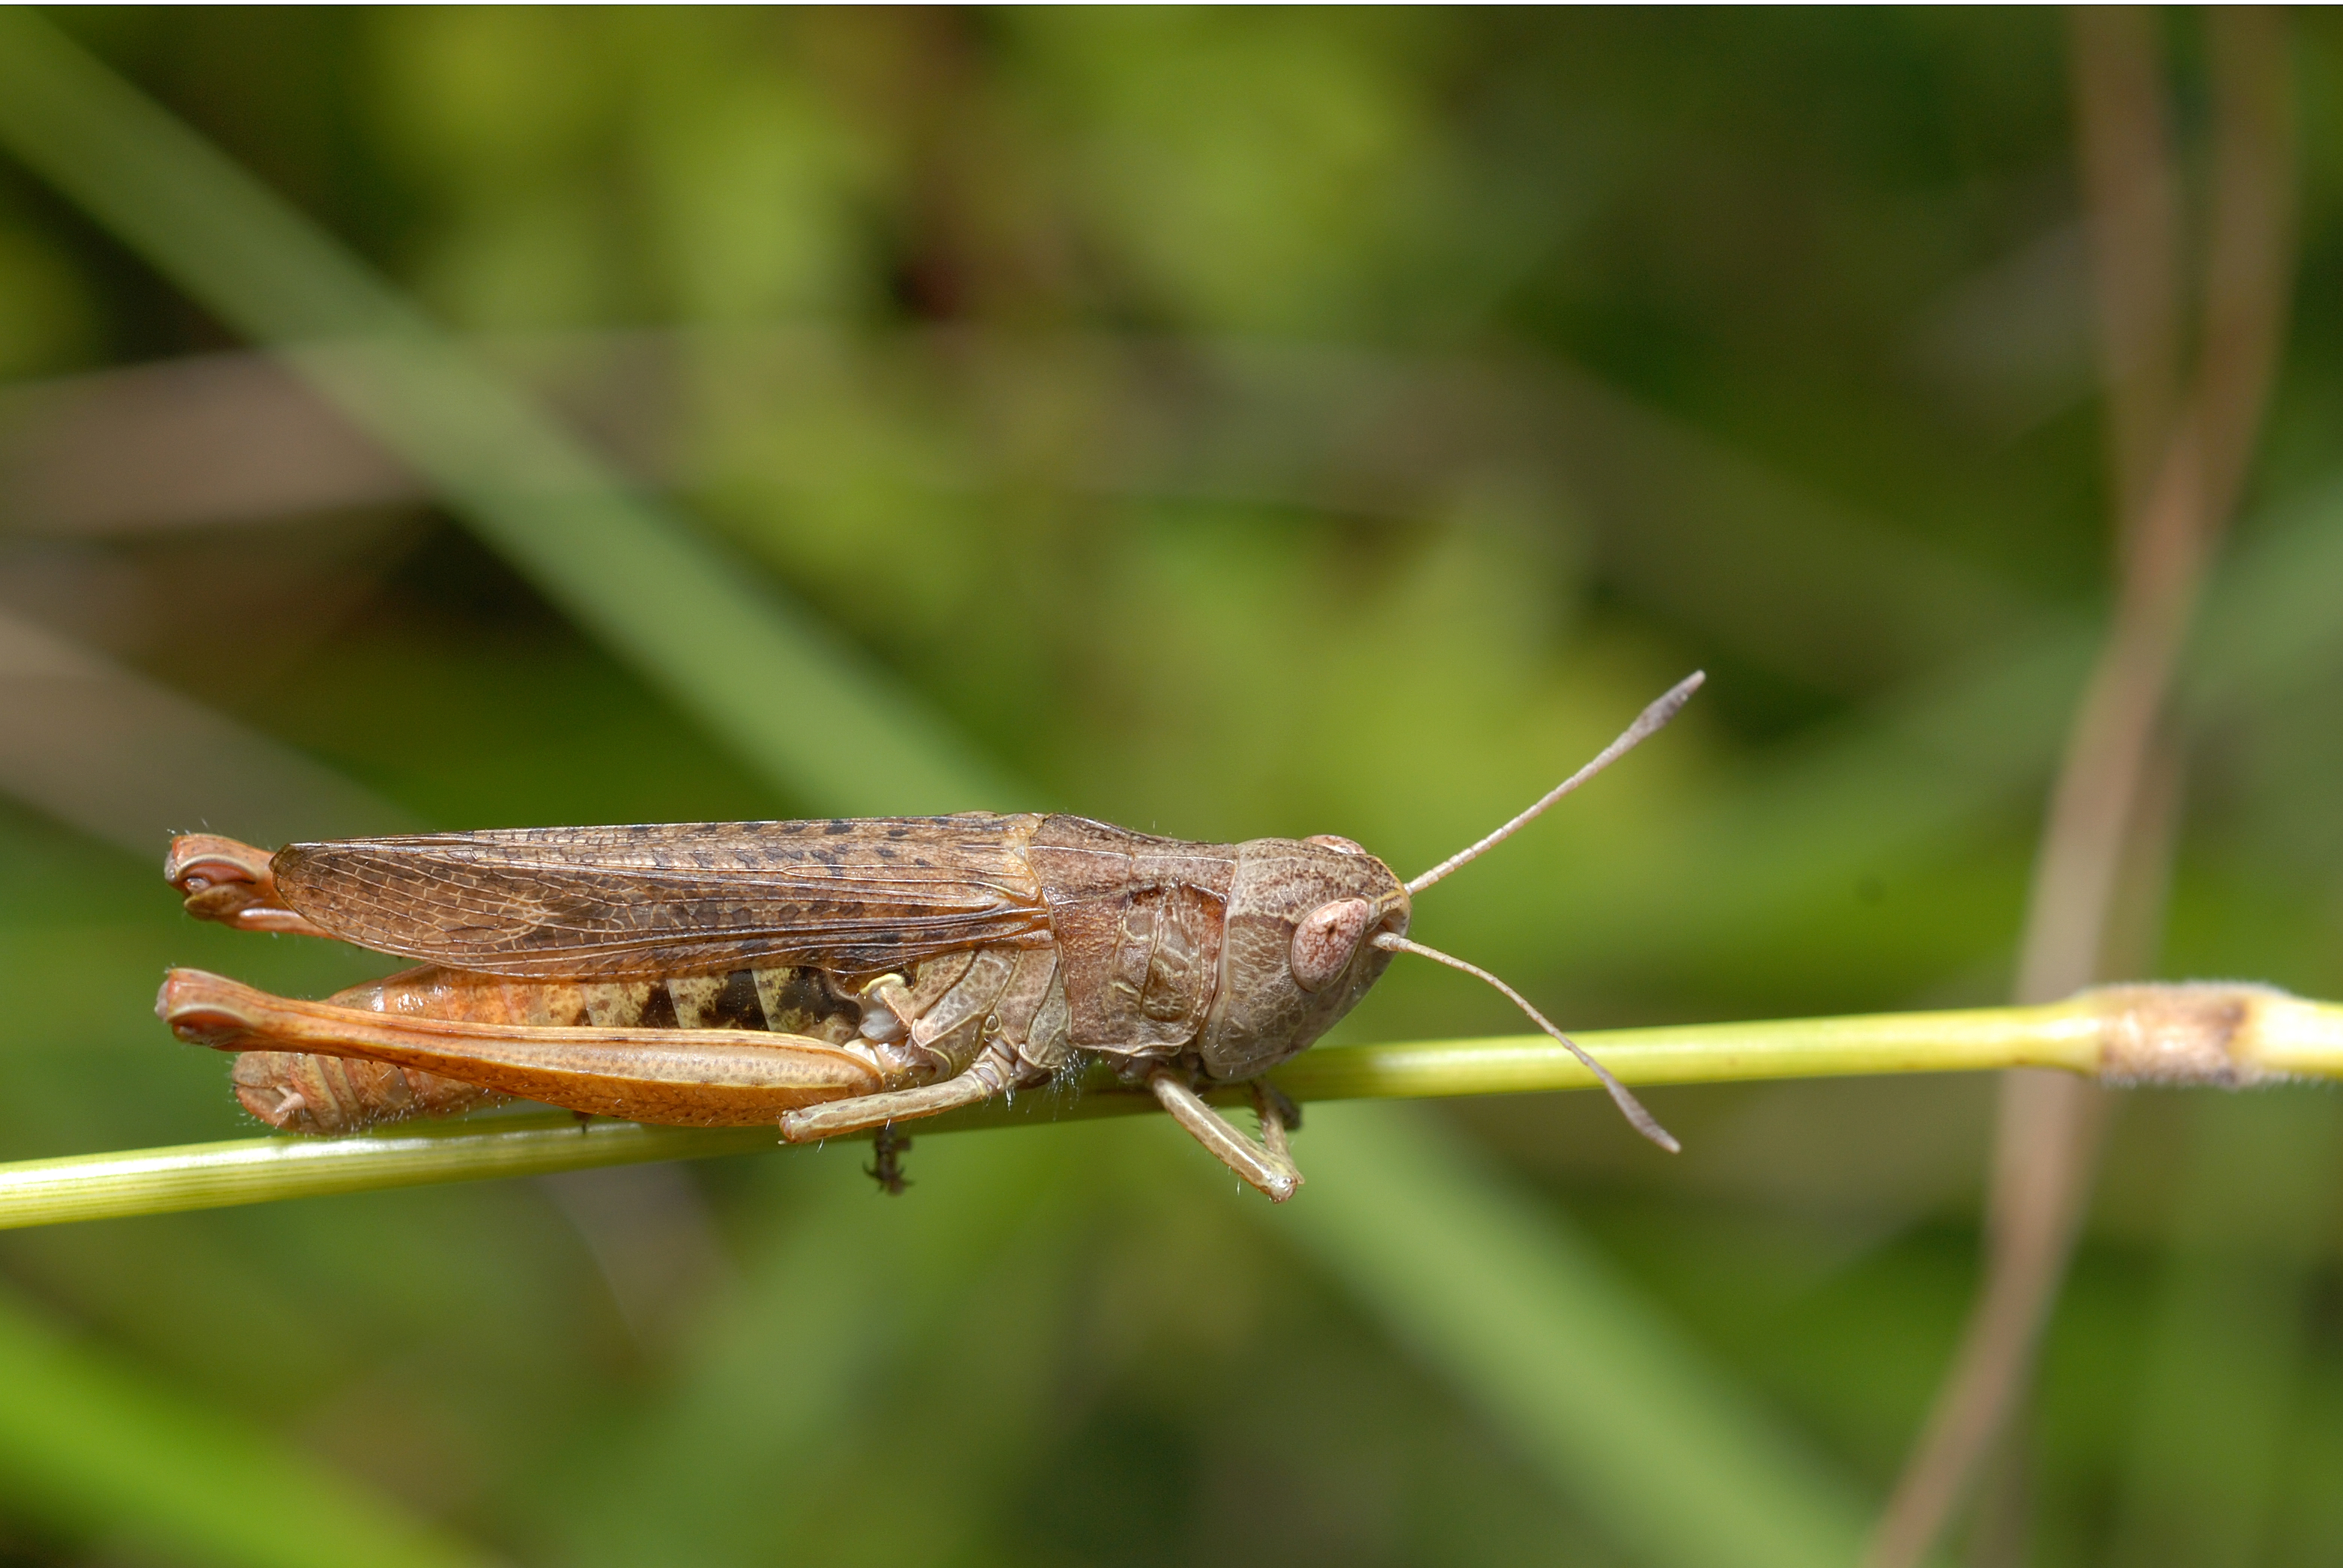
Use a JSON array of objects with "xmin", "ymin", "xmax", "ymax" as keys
[{"xmin": 157, "ymin": 675, "xmax": 1701, "ymax": 1200}]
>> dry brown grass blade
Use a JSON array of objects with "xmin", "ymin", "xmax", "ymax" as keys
[
  {"xmin": 2070, "ymin": 6, "xmax": 2184, "ymax": 534},
  {"xmin": 0, "ymin": 608, "xmax": 412, "ymax": 851},
  {"xmin": 0, "ymin": 353, "xmax": 419, "ymax": 535},
  {"xmin": 1864, "ymin": 11, "xmax": 2299, "ymax": 1567},
  {"xmin": 0, "ymin": 328, "xmax": 2032, "ymax": 699}
]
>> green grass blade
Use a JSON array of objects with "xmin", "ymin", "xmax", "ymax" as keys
[
  {"xmin": 1279, "ymin": 1101, "xmax": 1873, "ymax": 1568},
  {"xmin": 0, "ymin": 10, "xmax": 1010, "ymax": 814},
  {"xmin": 0, "ymin": 1283, "xmax": 495, "ymax": 1568},
  {"xmin": 8, "ymin": 985, "xmax": 2337, "ymax": 1230},
  {"xmin": 541, "ymin": 1128, "xmax": 1095, "ymax": 1567},
  {"xmin": 2103, "ymin": 1094, "xmax": 2343, "ymax": 1561}
]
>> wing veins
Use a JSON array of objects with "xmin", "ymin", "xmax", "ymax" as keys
[{"xmin": 274, "ymin": 815, "xmax": 1053, "ymax": 976}]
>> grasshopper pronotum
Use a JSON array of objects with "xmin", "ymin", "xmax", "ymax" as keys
[{"xmin": 158, "ymin": 675, "xmax": 1701, "ymax": 1200}]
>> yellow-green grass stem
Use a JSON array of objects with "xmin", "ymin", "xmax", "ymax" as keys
[{"xmin": 4, "ymin": 983, "xmax": 2334, "ymax": 1231}]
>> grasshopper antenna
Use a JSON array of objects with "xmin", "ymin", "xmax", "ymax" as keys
[
  {"xmin": 1385, "ymin": 671, "xmax": 1703, "ymax": 1152},
  {"xmin": 1404, "ymin": 671, "xmax": 1705, "ymax": 896},
  {"xmin": 1372, "ymin": 932, "xmax": 1679, "ymax": 1153}
]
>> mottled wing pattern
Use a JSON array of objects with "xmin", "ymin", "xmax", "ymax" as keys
[{"xmin": 273, "ymin": 814, "xmax": 1052, "ymax": 979}]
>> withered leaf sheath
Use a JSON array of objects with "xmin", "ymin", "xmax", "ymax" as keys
[{"xmin": 160, "ymin": 677, "xmax": 1700, "ymax": 1200}]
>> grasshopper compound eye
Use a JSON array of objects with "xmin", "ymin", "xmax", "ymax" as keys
[{"xmin": 1290, "ymin": 898, "xmax": 1375, "ymax": 991}]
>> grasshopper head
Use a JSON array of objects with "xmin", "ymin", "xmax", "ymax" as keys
[
  {"xmin": 1191, "ymin": 673, "xmax": 1706, "ymax": 1155},
  {"xmin": 1194, "ymin": 834, "xmax": 1410, "ymax": 1081}
]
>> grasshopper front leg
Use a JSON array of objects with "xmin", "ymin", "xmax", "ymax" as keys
[
  {"xmin": 1251, "ymin": 1079, "xmax": 1302, "ymax": 1166},
  {"xmin": 1147, "ymin": 1069, "xmax": 1304, "ymax": 1203}
]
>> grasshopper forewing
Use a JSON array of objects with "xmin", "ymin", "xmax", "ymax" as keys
[{"xmin": 160, "ymin": 675, "xmax": 1703, "ymax": 1200}]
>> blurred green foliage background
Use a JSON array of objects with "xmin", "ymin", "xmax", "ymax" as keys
[{"xmin": 0, "ymin": 7, "xmax": 2340, "ymax": 1565}]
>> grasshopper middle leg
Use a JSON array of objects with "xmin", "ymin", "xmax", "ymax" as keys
[
  {"xmin": 781, "ymin": 943, "xmax": 1069, "ymax": 1143},
  {"xmin": 778, "ymin": 1036, "xmax": 1034, "ymax": 1142}
]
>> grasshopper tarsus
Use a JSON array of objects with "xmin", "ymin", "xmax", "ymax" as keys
[{"xmin": 866, "ymin": 1125, "xmax": 913, "ymax": 1195}]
